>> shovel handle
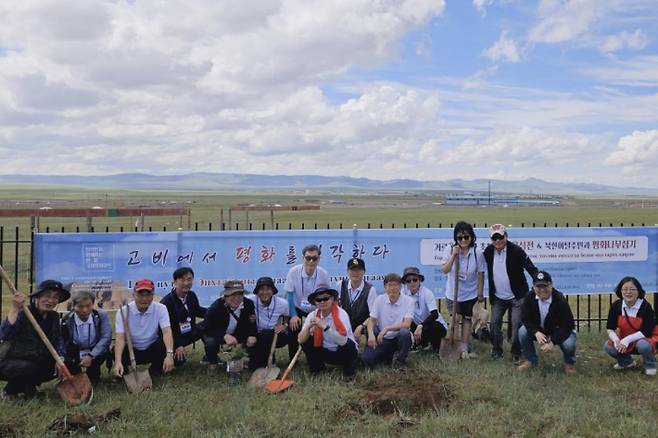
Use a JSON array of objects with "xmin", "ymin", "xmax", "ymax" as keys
[
  {"xmin": 278, "ymin": 346, "xmax": 303, "ymax": 384},
  {"xmin": 0, "ymin": 264, "xmax": 73, "ymax": 379},
  {"xmin": 447, "ymin": 254, "xmax": 460, "ymax": 342},
  {"xmin": 118, "ymin": 303, "xmax": 139, "ymax": 371},
  {"xmin": 266, "ymin": 317, "xmax": 283, "ymax": 367}
]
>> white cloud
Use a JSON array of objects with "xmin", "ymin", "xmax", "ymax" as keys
[
  {"xmin": 483, "ymin": 31, "xmax": 520, "ymax": 63},
  {"xmin": 600, "ymin": 29, "xmax": 649, "ymax": 53},
  {"xmin": 585, "ymin": 55, "xmax": 658, "ymax": 87},
  {"xmin": 529, "ymin": 0, "xmax": 607, "ymax": 44},
  {"xmin": 473, "ymin": 0, "xmax": 495, "ymax": 16},
  {"xmin": 442, "ymin": 127, "xmax": 597, "ymax": 165},
  {"xmin": 605, "ymin": 130, "xmax": 658, "ymax": 168}
]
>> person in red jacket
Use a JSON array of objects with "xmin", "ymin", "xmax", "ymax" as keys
[{"xmin": 604, "ymin": 276, "xmax": 657, "ymax": 376}]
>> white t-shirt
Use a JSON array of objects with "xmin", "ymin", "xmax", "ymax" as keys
[
  {"xmin": 302, "ymin": 306, "xmax": 355, "ymax": 351},
  {"xmin": 247, "ymin": 295, "xmax": 289, "ymax": 332},
  {"xmin": 116, "ymin": 301, "xmax": 171, "ymax": 350},
  {"xmin": 284, "ymin": 264, "xmax": 330, "ymax": 313},
  {"xmin": 492, "ymin": 247, "xmax": 514, "ymax": 300},
  {"xmin": 370, "ymin": 293, "xmax": 413, "ymax": 339},
  {"xmin": 442, "ymin": 246, "xmax": 485, "ymax": 302},
  {"xmin": 402, "ymin": 285, "xmax": 447, "ymax": 328}
]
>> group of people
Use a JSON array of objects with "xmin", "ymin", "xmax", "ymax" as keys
[{"xmin": 1, "ymin": 222, "xmax": 656, "ymax": 401}]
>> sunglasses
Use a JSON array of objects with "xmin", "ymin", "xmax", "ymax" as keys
[
  {"xmin": 314, "ymin": 295, "xmax": 332, "ymax": 303},
  {"xmin": 405, "ymin": 278, "xmax": 420, "ymax": 284},
  {"xmin": 491, "ymin": 234, "xmax": 505, "ymax": 241},
  {"xmin": 456, "ymin": 235, "xmax": 471, "ymax": 241},
  {"xmin": 304, "ymin": 255, "xmax": 319, "ymax": 262}
]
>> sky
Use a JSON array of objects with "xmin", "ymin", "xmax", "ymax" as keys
[{"xmin": 1, "ymin": 0, "xmax": 658, "ymax": 187}]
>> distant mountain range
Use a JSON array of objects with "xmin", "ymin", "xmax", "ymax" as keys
[{"xmin": 0, "ymin": 173, "xmax": 655, "ymax": 196}]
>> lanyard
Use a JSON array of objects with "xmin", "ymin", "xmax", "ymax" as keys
[
  {"xmin": 459, "ymin": 249, "xmax": 472, "ymax": 277},
  {"xmin": 256, "ymin": 299, "xmax": 276, "ymax": 330},
  {"xmin": 301, "ymin": 270, "xmax": 318, "ymax": 295},
  {"xmin": 349, "ymin": 282, "xmax": 363, "ymax": 307},
  {"xmin": 74, "ymin": 320, "xmax": 93, "ymax": 350}
]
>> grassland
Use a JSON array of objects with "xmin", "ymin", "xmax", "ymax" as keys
[{"xmin": 1, "ymin": 187, "xmax": 658, "ymax": 436}]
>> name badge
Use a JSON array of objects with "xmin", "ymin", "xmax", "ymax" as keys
[
  {"xmin": 180, "ymin": 322, "xmax": 192, "ymax": 334},
  {"xmin": 300, "ymin": 299, "xmax": 314, "ymax": 311}
]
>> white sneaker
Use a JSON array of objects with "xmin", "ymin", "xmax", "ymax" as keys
[
  {"xmin": 613, "ymin": 361, "xmax": 637, "ymax": 370},
  {"xmin": 645, "ymin": 368, "xmax": 656, "ymax": 376}
]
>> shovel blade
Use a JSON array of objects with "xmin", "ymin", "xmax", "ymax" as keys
[
  {"xmin": 56, "ymin": 373, "xmax": 93, "ymax": 406},
  {"xmin": 248, "ymin": 366, "xmax": 281, "ymax": 388},
  {"xmin": 264, "ymin": 378, "xmax": 294, "ymax": 394},
  {"xmin": 439, "ymin": 338, "xmax": 462, "ymax": 362},
  {"xmin": 123, "ymin": 370, "xmax": 152, "ymax": 394}
]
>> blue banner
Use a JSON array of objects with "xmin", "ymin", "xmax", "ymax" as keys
[{"xmin": 35, "ymin": 227, "xmax": 658, "ymax": 307}]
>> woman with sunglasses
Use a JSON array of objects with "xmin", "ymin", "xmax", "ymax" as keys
[
  {"xmin": 440, "ymin": 221, "xmax": 485, "ymax": 359},
  {"xmin": 604, "ymin": 277, "xmax": 657, "ymax": 376}
]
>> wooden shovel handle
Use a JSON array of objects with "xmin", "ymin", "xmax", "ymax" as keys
[
  {"xmin": 278, "ymin": 346, "xmax": 302, "ymax": 383},
  {"xmin": 266, "ymin": 317, "xmax": 283, "ymax": 367},
  {"xmin": 118, "ymin": 301, "xmax": 138, "ymax": 371},
  {"xmin": 0, "ymin": 264, "xmax": 73, "ymax": 379},
  {"xmin": 448, "ymin": 253, "xmax": 460, "ymax": 341}
]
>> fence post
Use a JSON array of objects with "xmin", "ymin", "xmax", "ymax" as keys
[{"xmin": 86, "ymin": 215, "xmax": 93, "ymax": 232}]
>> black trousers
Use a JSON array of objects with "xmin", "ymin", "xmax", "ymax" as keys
[
  {"xmin": 410, "ymin": 320, "xmax": 447, "ymax": 350},
  {"xmin": 174, "ymin": 328, "xmax": 204, "ymax": 366},
  {"xmin": 249, "ymin": 329, "xmax": 290, "ymax": 370},
  {"xmin": 288, "ymin": 307, "xmax": 309, "ymax": 361},
  {"xmin": 0, "ymin": 358, "xmax": 56, "ymax": 395},
  {"xmin": 301, "ymin": 338, "xmax": 358, "ymax": 376},
  {"xmin": 119, "ymin": 337, "xmax": 166, "ymax": 376},
  {"xmin": 203, "ymin": 331, "xmax": 254, "ymax": 366}
]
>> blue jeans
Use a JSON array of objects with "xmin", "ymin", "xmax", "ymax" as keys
[
  {"xmin": 603, "ymin": 338, "xmax": 657, "ymax": 370},
  {"xmin": 518, "ymin": 325, "xmax": 576, "ymax": 365}
]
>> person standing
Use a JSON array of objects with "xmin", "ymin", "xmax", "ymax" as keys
[
  {"xmin": 483, "ymin": 224, "xmax": 538, "ymax": 362},
  {"xmin": 440, "ymin": 221, "xmax": 485, "ymax": 358}
]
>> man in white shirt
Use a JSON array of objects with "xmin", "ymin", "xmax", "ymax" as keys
[
  {"xmin": 299, "ymin": 285, "xmax": 358, "ymax": 378},
  {"xmin": 284, "ymin": 244, "xmax": 330, "ymax": 360},
  {"xmin": 114, "ymin": 279, "xmax": 175, "ymax": 377},
  {"xmin": 401, "ymin": 267, "xmax": 447, "ymax": 353},
  {"xmin": 246, "ymin": 277, "xmax": 290, "ymax": 370},
  {"xmin": 362, "ymin": 273, "xmax": 413, "ymax": 370}
]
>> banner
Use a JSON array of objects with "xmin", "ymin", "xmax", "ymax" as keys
[{"xmin": 35, "ymin": 227, "xmax": 658, "ymax": 306}]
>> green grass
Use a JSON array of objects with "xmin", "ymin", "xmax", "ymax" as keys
[{"xmin": 1, "ymin": 332, "xmax": 657, "ymax": 437}]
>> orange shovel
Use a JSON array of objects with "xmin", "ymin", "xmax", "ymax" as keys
[{"xmin": 264, "ymin": 347, "xmax": 303, "ymax": 394}]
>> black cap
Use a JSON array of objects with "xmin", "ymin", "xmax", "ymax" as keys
[
  {"xmin": 307, "ymin": 285, "xmax": 339, "ymax": 304},
  {"xmin": 533, "ymin": 271, "xmax": 552, "ymax": 286},
  {"xmin": 347, "ymin": 257, "xmax": 365, "ymax": 271},
  {"xmin": 254, "ymin": 276, "xmax": 278, "ymax": 295},
  {"xmin": 30, "ymin": 280, "xmax": 71, "ymax": 303}
]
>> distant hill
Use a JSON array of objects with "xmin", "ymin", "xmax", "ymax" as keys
[{"xmin": 0, "ymin": 173, "xmax": 655, "ymax": 196}]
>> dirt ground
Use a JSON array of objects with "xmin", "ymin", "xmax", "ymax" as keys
[{"xmin": 356, "ymin": 369, "xmax": 455, "ymax": 416}]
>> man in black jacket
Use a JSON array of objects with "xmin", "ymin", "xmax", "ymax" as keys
[
  {"xmin": 160, "ymin": 267, "xmax": 207, "ymax": 366},
  {"xmin": 518, "ymin": 271, "xmax": 577, "ymax": 374},
  {"xmin": 203, "ymin": 280, "xmax": 257, "ymax": 373},
  {"xmin": 483, "ymin": 224, "xmax": 538, "ymax": 362}
]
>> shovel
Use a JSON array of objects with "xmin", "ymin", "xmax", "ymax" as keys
[
  {"xmin": 248, "ymin": 329, "xmax": 281, "ymax": 387},
  {"xmin": 0, "ymin": 265, "xmax": 93, "ymax": 406},
  {"xmin": 118, "ymin": 303, "xmax": 152, "ymax": 393},
  {"xmin": 264, "ymin": 347, "xmax": 303, "ymax": 394},
  {"xmin": 439, "ymin": 250, "xmax": 463, "ymax": 361}
]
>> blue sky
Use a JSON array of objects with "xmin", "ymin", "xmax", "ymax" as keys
[{"xmin": 1, "ymin": 1, "xmax": 658, "ymax": 188}]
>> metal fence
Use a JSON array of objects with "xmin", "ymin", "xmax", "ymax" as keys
[{"xmin": 1, "ymin": 222, "xmax": 654, "ymax": 332}]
